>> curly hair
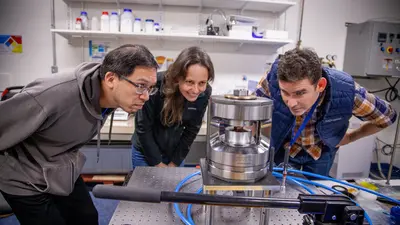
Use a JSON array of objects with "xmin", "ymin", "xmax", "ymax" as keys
[
  {"xmin": 278, "ymin": 48, "xmax": 322, "ymax": 85},
  {"xmin": 161, "ymin": 46, "xmax": 214, "ymax": 126}
]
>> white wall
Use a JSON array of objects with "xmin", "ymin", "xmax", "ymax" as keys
[{"xmin": 1, "ymin": 0, "xmax": 399, "ymax": 168}]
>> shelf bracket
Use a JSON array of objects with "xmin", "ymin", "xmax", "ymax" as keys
[
  {"xmin": 81, "ymin": 37, "xmax": 85, "ymax": 63},
  {"xmin": 115, "ymin": 0, "xmax": 121, "ymax": 10},
  {"xmin": 199, "ymin": 0, "xmax": 203, "ymax": 11},
  {"xmin": 158, "ymin": 0, "xmax": 164, "ymax": 29},
  {"xmin": 240, "ymin": 2, "xmax": 248, "ymax": 15}
]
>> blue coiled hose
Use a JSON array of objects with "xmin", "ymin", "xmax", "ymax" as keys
[
  {"xmin": 187, "ymin": 187, "xmax": 203, "ymax": 224},
  {"xmin": 273, "ymin": 168, "xmax": 400, "ymax": 205},
  {"xmin": 174, "ymin": 168, "xmax": 397, "ymax": 225},
  {"xmin": 272, "ymin": 172, "xmax": 315, "ymax": 194},
  {"xmin": 173, "ymin": 171, "xmax": 201, "ymax": 225}
]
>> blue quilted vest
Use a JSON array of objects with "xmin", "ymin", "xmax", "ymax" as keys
[{"xmin": 268, "ymin": 60, "xmax": 356, "ymax": 153}]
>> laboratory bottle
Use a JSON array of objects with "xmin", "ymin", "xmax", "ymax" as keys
[
  {"xmin": 100, "ymin": 11, "xmax": 110, "ymax": 32},
  {"xmin": 120, "ymin": 8, "xmax": 133, "ymax": 33},
  {"xmin": 134, "ymin": 18, "xmax": 142, "ymax": 33},
  {"xmin": 80, "ymin": 11, "xmax": 89, "ymax": 30},
  {"xmin": 91, "ymin": 16, "xmax": 99, "ymax": 31},
  {"xmin": 110, "ymin": 12, "xmax": 119, "ymax": 32}
]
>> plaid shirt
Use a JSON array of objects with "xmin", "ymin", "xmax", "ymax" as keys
[{"xmin": 255, "ymin": 75, "xmax": 397, "ymax": 160}]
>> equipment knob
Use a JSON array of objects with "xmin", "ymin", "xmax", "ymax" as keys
[{"xmin": 387, "ymin": 46, "xmax": 393, "ymax": 54}]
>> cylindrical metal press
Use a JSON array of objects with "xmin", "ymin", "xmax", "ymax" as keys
[{"xmin": 206, "ymin": 89, "xmax": 273, "ymax": 183}]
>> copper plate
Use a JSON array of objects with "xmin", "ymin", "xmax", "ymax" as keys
[{"xmin": 224, "ymin": 94, "xmax": 257, "ymax": 100}]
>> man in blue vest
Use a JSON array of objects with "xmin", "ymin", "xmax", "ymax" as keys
[{"xmin": 255, "ymin": 48, "xmax": 397, "ymax": 176}]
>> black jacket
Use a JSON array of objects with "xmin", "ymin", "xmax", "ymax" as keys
[{"xmin": 132, "ymin": 72, "xmax": 212, "ymax": 166}]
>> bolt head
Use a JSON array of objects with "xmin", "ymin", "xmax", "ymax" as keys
[{"xmin": 350, "ymin": 214, "xmax": 357, "ymax": 221}]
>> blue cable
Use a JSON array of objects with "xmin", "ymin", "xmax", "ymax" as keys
[
  {"xmin": 284, "ymin": 175, "xmax": 373, "ymax": 225},
  {"xmin": 174, "ymin": 171, "xmax": 201, "ymax": 225},
  {"xmin": 187, "ymin": 187, "xmax": 203, "ymax": 224},
  {"xmin": 273, "ymin": 167, "xmax": 400, "ymax": 205},
  {"xmin": 176, "ymin": 169, "xmax": 388, "ymax": 225},
  {"xmin": 272, "ymin": 172, "xmax": 315, "ymax": 194}
]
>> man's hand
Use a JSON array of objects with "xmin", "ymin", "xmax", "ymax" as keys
[
  {"xmin": 155, "ymin": 162, "xmax": 168, "ymax": 168},
  {"xmin": 168, "ymin": 162, "xmax": 177, "ymax": 167},
  {"xmin": 336, "ymin": 132, "xmax": 353, "ymax": 147}
]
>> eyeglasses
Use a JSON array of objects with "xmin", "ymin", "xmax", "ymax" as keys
[{"xmin": 119, "ymin": 76, "xmax": 158, "ymax": 96}]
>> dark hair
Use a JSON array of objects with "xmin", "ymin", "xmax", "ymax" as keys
[
  {"xmin": 278, "ymin": 48, "xmax": 322, "ymax": 85},
  {"xmin": 161, "ymin": 46, "xmax": 215, "ymax": 126},
  {"xmin": 100, "ymin": 44, "xmax": 158, "ymax": 79}
]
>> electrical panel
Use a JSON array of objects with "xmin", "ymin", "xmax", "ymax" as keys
[{"xmin": 343, "ymin": 21, "xmax": 400, "ymax": 77}]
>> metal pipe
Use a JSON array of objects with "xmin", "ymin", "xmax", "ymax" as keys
[
  {"xmin": 204, "ymin": 190, "xmax": 215, "ymax": 225},
  {"xmin": 282, "ymin": 148, "xmax": 290, "ymax": 190},
  {"xmin": 255, "ymin": 121, "xmax": 261, "ymax": 145},
  {"xmin": 296, "ymin": 0, "xmax": 305, "ymax": 48},
  {"xmin": 387, "ymin": 115, "xmax": 400, "ymax": 185},
  {"xmin": 259, "ymin": 190, "xmax": 271, "ymax": 225},
  {"xmin": 269, "ymin": 147, "xmax": 275, "ymax": 172},
  {"xmin": 161, "ymin": 192, "xmax": 300, "ymax": 209},
  {"xmin": 206, "ymin": 99, "xmax": 212, "ymax": 158},
  {"xmin": 50, "ymin": 0, "xmax": 57, "ymax": 73}
]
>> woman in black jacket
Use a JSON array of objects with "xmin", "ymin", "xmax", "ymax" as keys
[{"xmin": 131, "ymin": 46, "xmax": 214, "ymax": 167}]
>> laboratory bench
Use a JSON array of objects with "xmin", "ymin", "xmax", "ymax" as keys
[
  {"xmin": 80, "ymin": 116, "xmax": 208, "ymax": 174},
  {"xmin": 106, "ymin": 166, "xmax": 400, "ymax": 225}
]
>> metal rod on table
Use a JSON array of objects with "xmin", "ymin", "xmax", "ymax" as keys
[
  {"xmin": 204, "ymin": 190, "xmax": 215, "ymax": 225},
  {"xmin": 282, "ymin": 148, "xmax": 290, "ymax": 190},
  {"xmin": 387, "ymin": 114, "xmax": 400, "ymax": 185},
  {"xmin": 259, "ymin": 190, "xmax": 272, "ymax": 225},
  {"xmin": 161, "ymin": 192, "xmax": 300, "ymax": 208}
]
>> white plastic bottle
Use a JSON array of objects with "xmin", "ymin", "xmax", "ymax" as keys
[
  {"xmin": 91, "ymin": 16, "xmax": 99, "ymax": 31},
  {"xmin": 154, "ymin": 22, "xmax": 160, "ymax": 32},
  {"xmin": 110, "ymin": 12, "xmax": 119, "ymax": 32},
  {"xmin": 145, "ymin": 19, "xmax": 154, "ymax": 33},
  {"xmin": 100, "ymin": 11, "xmax": 110, "ymax": 32},
  {"xmin": 75, "ymin": 18, "xmax": 82, "ymax": 30},
  {"xmin": 80, "ymin": 11, "xmax": 89, "ymax": 30},
  {"xmin": 134, "ymin": 18, "xmax": 142, "ymax": 33},
  {"xmin": 120, "ymin": 8, "xmax": 133, "ymax": 33}
]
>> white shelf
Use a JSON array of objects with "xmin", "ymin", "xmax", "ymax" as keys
[
  {"xmin": 52, "ymin": 29, "xmax": 293, "ymax": 48},
  {"xmin": 63, "ymin": 0, "xmax": 296, "ymax": 13}
]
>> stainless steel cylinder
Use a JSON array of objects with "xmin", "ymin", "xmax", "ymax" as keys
[
  {"xmin": 224, "ymin": 127, "xmax": 252, "ymax": 147},
  {"xmin": 207, "ymin": 134, "xmax": 269, "ymax": 183},
  {"xmin": 210, "ymin": 95, "xmax": 273, "ymax": 121},
  {"xmin": 206, "ymin": 94, "xmax": 273, "ymax": 183}
]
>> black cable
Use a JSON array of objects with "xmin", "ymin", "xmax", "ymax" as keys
[
  {"xmin": 382, "ymin": 144, "xmax": 394, "ymax": 156},
  {"xmin": 369, "ymin": 78, "xmax": 400, "ymax": 102},
  {"xmin": 376, "ymin": 138, "xmax": 398, "ymax": 156}
]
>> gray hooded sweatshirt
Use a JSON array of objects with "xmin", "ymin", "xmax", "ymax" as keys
[{"xmin": 0, "ymin": 62, "xmax": 111, "ymax": 196}]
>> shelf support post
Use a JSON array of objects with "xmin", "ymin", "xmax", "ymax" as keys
[{"xmin": 50, "ymin": 0, "xmax": 58, "ymax": 73}]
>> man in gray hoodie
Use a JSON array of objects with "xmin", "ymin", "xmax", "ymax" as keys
[{"xmin": 0, "ymin": 44, "xmax": 158, "ymax": 225}]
